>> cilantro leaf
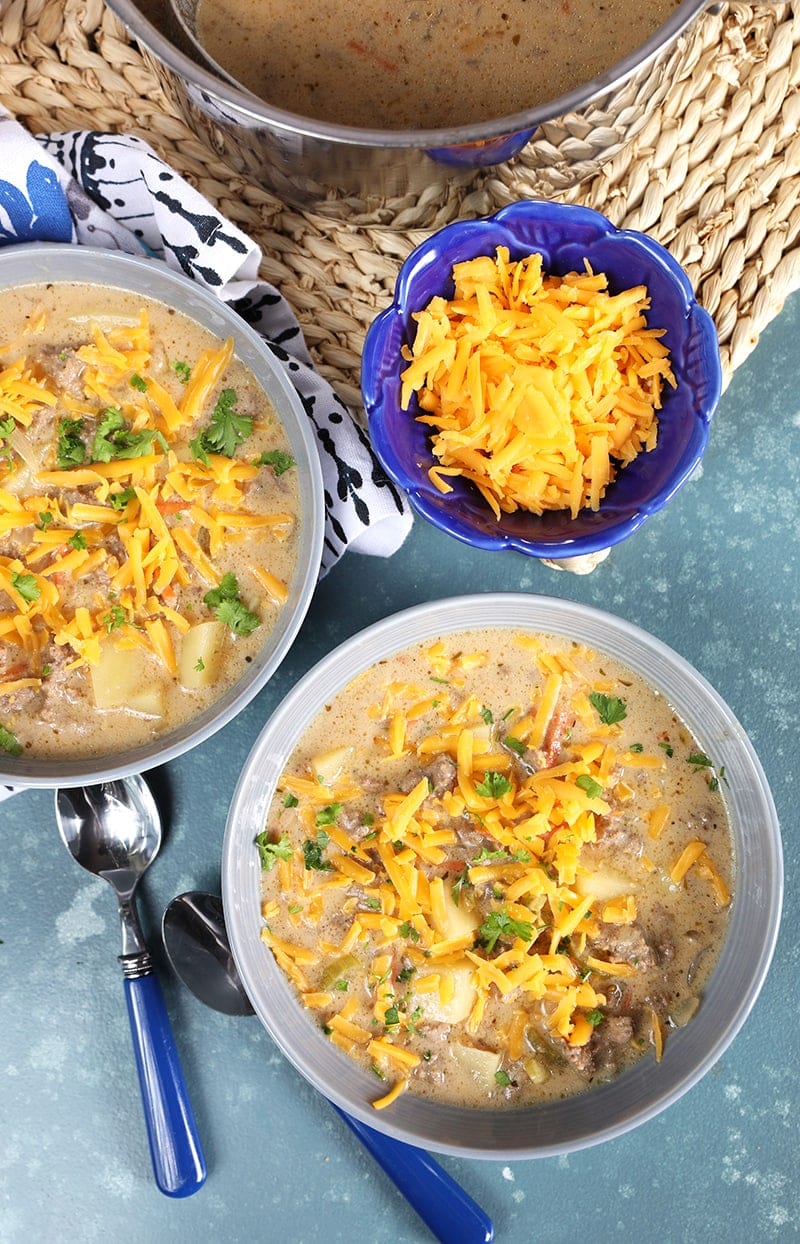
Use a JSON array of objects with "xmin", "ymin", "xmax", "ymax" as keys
[
  {"xmin": 0, "ymin": 416, "xmax": 15, "ymax": 442},
  {"xmin": 585, "ymin": 1008, "xmax": 605, "ymax": 1027},
  {"xmin": 204, "ymin": 574, "xmax": 260, "ymax": 636},
  {"xmin": 172, "ymin": 360, "xmax": 191, "ymax": 383},
  {"xmin": 68, "ymin": 532, "xmax": 87, "ymax": 551},
  {"xmin": 479, "ymin": 909, "xmax": 534, "ymax": 954},
  {"xmin": 315, "ymin": 803, "xmax": 342, "ymax": 827},
  {"xmin": 302, "ymin": 831, "xmax": 334, "ymax": 871},
  {"xmin": 56, "ymin": 417, "xmax": 87, "ymax": 469},
  {"xmin": 10, "ymin": 571, "xmax": 40, "ymax": 603},
  {"xmin": 91, "ymin": 408, "xmax": 163, "ymax": 463},
  {"xmin": 503, "ymin": 735, "xmax": 526, "ymax": 756},
  {"xmin": 256, "ymin": 449, "xmax": 296, "ymax": 476},
  {"xmin": 588, "ymin": 692, "xmax": 627, "ymax": 725},
  {"xmin": 101, "ymin": 604, "xmax": 126, "ymax": 633},
  {"xmin": 190, "ymin": 388, "xmax": 252, "ymax": 461},
  {"xmin": 575, "ymin": 773, "xmax": 603, "ymax": 800},
  {"xmin": 130, "ymin": 373, "xmax": 148, "ymax": 392},
  {"xmin": 108, "ymin": 487, "xmax": 136, "ymax": 511},
  {"xmin": 475, "ymin": 771, "xmax": 511, "ymax": 799},
  {"xmin": 254, "ymin": 830, "xmax": 293, "ymax": 871},
  {"xmin": 0, "ymin": 725, "xmax": 22, "ymax": 756}
]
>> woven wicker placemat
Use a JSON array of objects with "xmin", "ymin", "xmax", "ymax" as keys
[{"xmin": 1, "ymin": 0, "xmax": 799, "ymax": 414}]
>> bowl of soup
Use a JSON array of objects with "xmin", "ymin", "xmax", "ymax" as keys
[
  {"xmin": 106, "ymin": 0, "xmax": 716, "ymax": 221},
  {"xmin": 222, "ymin": 593, "xmax": 782, "ymax": 1158},
  {"xmin": 362, "ymin": 200, "xmax": 721, "ymax": 564},
  {"xmin": 0, "ymin": 243, "xmax": 324, "ymax": 787}
]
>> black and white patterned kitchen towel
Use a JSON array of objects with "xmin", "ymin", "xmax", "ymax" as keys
[{"xmin": 0, "ymin": 108, "xmax": 413, "ymax": 577}]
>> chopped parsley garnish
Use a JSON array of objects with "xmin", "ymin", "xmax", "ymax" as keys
[
  {"xmin": 315, "ymin": 803, "xmax": 342, "ymax": 827},
  {"xmin": 585, "ymin": 1009, "xmax": 605, "ymax": 1027},
  {"xmin": 452, "ymin": 870, "xmax": 472, "ymax": 906},
  {"xmin": 172, "ymin": 360, "xmax": 191, "ymax": 383},
  {"xmin": 68, "ymin": 532, "xmax": 87, "ymax": 551},
  {"xmin": 203, "ymin": 573, "xmax": 260, "ymax": 637},
  {"xmin": 494, "ymin": 1069, "xmax": 512, "ymax": 1087},
  {"xmin": 91, "ymin": 407, "xmax": 166, "ymax": 463},
  {"xmin": 255, "ymin": 449, "xmax": 296, "ymax": 476},
  {"xmin": 0, "ymin": 725, "xmax": 22, "ymax": 756},
  {"xmin": 397, "ymin": 966, "xmax": 417, "ymax": 982},
  {"xmin": 479, "ymin": 909, "xmax": 534, "ymax": 954},
  {"xmin": 189, "ymin": 388, "xmax": 252, "ymax": 462},
  {"xmin": 254, "ymin": 830, "xmax": 293, "ymax": 871},
  {"xmin": 503, "ymin": 735, "xmax": 526, "ymax": 756},
  {"xmin": 302, "ymin": 831, "xmax": 334, "ymax": 871},
  {"xmin": 0, "ymin": 416, "xmax": 15, "ymax": 442},
  {"xmin": 10, "ymin": 571, "xmax": 40, "ymax": 603},
  {"xmin": 575, "ymin": 773, "xmax": 603, "ymax": 800},
  {"xmin": 283, "ymin": 793, "xmax": 299, "ymax": 809},
  {"xmin": 629, "ymin": 742, "xmax": 644, "ymax": 753},
  {"xmin": 475, "ymin": 771, "xmax": 512, "ymax": 799},
  {"xmin": 108, "ymin": 487, "xmax": 136, "ymax": 511},
  {"xmin": 479, "ymin": 706, "xmax": 493, "ymax": 724},
  {"xmin": 194, "ymin": 657, "xmax": 205, "ymax": 672},
  {"xmin": 130, "ymin": 373, "xmax": 148, "ymax": 392},
  {"xmin": 101, "ymin": 604, "xmax": 126, "ymax": 633},
  {"xmin": 41, "ymin": 664, "xmax": 52, "ymax": 678},
  {"xmin": 383, "ymin": 1006, "xmax": 400, "ymax": 1027},
  {"xmin": 398, "ymin": 920, "xmax": 420, "ymax": 942},
  {"xmin": 56, "ymin": 417, "xmax": 87, "ymax": 469},
  {"xmin": 333, "ymin": 979, "xmax": 349, "ymax": 992},
  {"xmin": 687, "ymin": 752, "xmax": 713, "ymax": 769},
  {"xmin": 658, "ymin": 740, "xmax": 674, "ymax": 758},
  {"xmin": 588, "ymin": 691, "xmax": 628, "ymax": 725},
  {"xmin": 37, "ymin": 512, "xmax": 54, "ymax": 531}
]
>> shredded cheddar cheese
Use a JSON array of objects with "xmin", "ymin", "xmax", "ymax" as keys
[{"xmin": 400, "ymin": 247, "xmax": 675, "ymax": 519}]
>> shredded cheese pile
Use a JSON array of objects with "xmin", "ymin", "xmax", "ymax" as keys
[
  {"xmin": 400, "ymin": 247, "xmax": 676, "ymax": 518},
  {"xmin": 260, "ymin": 635, "xmax": 729, "ymax": 1109},
  {"xmin": 0, "ymin": 312, "xmax": 291, "ymax": 690}
]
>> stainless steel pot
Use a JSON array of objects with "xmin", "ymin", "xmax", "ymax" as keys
[{"xmin": 106, "ymin": 0, "xmax": 719, "ymax": 225}]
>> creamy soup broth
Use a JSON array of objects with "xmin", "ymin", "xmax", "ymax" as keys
[
  {"xmin": 257, "ymin": 628, "xmax": 733, "ymax": 1110},
  {"xmin": 0, "ymin": 283, "xmax": 300, "ymax": 760},
  {"xmin": 196, "ymin": 0, "xmax": 682, "ymax": 129}
]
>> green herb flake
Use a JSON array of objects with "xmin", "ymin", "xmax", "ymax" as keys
[
  {"xmin": 479, "ymin": 706, "xmax": 493, "ymax": 725},
  {"xmin": 190, "ymin": 388, "xmax": 252, "ymax": 461},
  {"xmin": 194, "ymin": 657, "xmax": 205, "ymax": 672},
  {"xmin": 503, "ymin": 735, "xmax": 526, "ymax": 756},
  {"xmin": 101, "ymin": 604, "xmax": 126, "ymax": 633},
  {"xmin": 475, "ymin": 771, "xmax": 512, "ymax": 799},
  {"xmin": 283, "ymin": 793, "xmax": 299, "ymax": 809},
  {"xmin": 172, "ymin": 360, "xmax": 191, "ymax": 383},
  {"xmin": 315, "ymin": 803, "xmax": 342, "ymax": 827},
  {"xmin": 203, "ymin": 573, "xmax": 261, "ymax": 637},
  {"xmin": 494, "ymin": 1069, "xmax": 512, "ymax": 1087},
  {"xmin": 575, "ymin": 773, "xmax": 603, "ymax": 800},
  {"xmin": 37, "ymin": 512, "xmax": 54, "ymax": 531},
  {"xmin": 302, "ymin": 831, "xmax": 334, "ymax": 872},
  {"xmin": 398, "ymin": 920, "xmax": 421, "ymax": 943},
  {"xmin": 108, "ymin": 487, "xmax": 136, "ymax": 512},
  {"xmin": 588, "ymin": 691, "xmax": 628, "ymax": 725},
  {"xmin": 255, "ymin": 449, "xmax": 296, "ymax": 476},
  {"xmin": 585, "ymin": 1009, "xmax": 605, "ymax": 1027},
  {"xmin": 10, "ymin": 571, "xmax": 40, "ymax": 603},
  {"xmin": 658, "ymin": 741, "xmax": 674, "ymax": 758},
  {"xmin": 56, "ymin": 417, "xmax": 87, "ymax": 469},
  {"xmin": 254, "ymin": 830, "xmax": 293, "ymax": 871},
  {"xmin": 0, "ymin": 725, "xmax": 22, "ymax": 756},
  {"xmin": 91, "ymin": 408, "xmax": 162, "ymax": 463},
  {"xmin": 479, "ymin": 909, "xmax": 534, "ymax": 954},
  {"xmin": 629, "ymin": 742, "xmax": 644, "ymax": 753},
  {"xmin": 130, "ymin": 373, "xmax": 148, "ymax": 392},
  {"xmin": 67, "ymin": 531, "xmax": 87, "ymax": 551},
  {"xmin": 687, "ymin": 752, "xmax": 713, "ymax": 769}
]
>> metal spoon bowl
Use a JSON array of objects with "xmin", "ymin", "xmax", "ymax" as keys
[
  {"xmin": 162, "ymin": 891, "xmax": 493, "ymax": 1244},
  {"xmin": 55, "ymin": 778, "xmax": 206, "ymax": 1198}
]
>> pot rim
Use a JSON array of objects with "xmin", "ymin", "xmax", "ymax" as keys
[{"xmin": 107, "ymin": 0, "xmax": 711, "ymax": 148}]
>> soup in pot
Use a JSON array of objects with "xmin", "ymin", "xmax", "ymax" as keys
[
  {"xmin": 256, "ymin": 628, "xmax": 733, "ymax": 1111},
  {"xmin": 0, "ymin": 283, "xmax": 301, "ymax": 760},
  {"xmin": 196, "ymin": 0, "xmax": 683, "ymax": 130}
]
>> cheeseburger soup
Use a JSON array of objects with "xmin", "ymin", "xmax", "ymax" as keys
[
  {"xmin": 196, "ymin": 0, "xmax": 682, "ymax": 130},
  {"xmin": 0, "ymin": 283, "xmax": 300, "ymax": 759},
  {"xmin": 257, "ymin": 629, "xmax": 732, "ymax": 1111}
]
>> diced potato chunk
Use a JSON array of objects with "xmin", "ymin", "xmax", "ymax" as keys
[
  {"xmin": 451, "ymin": 1042, "xmax": 501, "ymax": 1086},
  {"xmin": 575, "ymin": 864, "xmax": 635, "ymax": 901},
  {"xmin": 90, "ymin": 644, "xmax": 158, "ymax": 711},
  {"xmin": 178, "ymin": 620, "xmax": 228, "ymax": 690},
  {"xmin": 412, "ymin": 966, "xmax": 475, "ymax": 1024},
  {"xmin": 127, "ymin": 687, "xmax": 166, "ymax": 718},
  {"xmin": 439, "ymin": 880, "xmax": 480, "ymax": 940},
  {"xmin": 311, "ymin": 746, "xmax": 353, "ymax": 787}
]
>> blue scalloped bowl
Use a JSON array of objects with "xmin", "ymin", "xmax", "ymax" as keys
[{"xmin": 362, "ymin": 201, "xmax": 722, "ymax": 559}]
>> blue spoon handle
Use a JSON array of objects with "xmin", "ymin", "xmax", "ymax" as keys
[
  {"xmin": 334, "ymin": 1106, "xmax": 493, "ymax": 1243},
  {"xmin": 123, "ymin": 972, "xmax": 207, "ymax": 1197}
]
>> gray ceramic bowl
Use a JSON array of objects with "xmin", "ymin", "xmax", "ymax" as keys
[
  {"xmin": 222, "ymin": 593, "xmax": 782, "ymax": 1159},
  {"xmin": 0, "ymin": 244, "xmax": 324, "ymax": 788}
]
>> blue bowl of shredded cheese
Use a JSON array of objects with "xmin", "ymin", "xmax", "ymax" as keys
[{"xmin": 362, "ymin": 200, "xmax": 721, "ymax": 563}]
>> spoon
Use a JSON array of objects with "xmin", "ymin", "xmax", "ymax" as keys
[
  {"xmin": 162, "ymin": 891, "xmax": 494, "ymax": 1244},
  {"xmin": 55, "ymin": 779, "xmax": 206, "ymax": 1198}
]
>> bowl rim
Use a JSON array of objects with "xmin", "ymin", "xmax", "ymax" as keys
[
  {"xmin": 362, "ymin": 201, "xmax": 721, "ymax": 559},
  {"xmin": 0, "ymin": 242, "xmax": 325, "ymax": 787},
  {"xmin": 222, "ymin": 592, "xmax": 783, "ymax": 1159},
  {"xmin": 106, "ymin": 0, "xmax": 707, "ymax": 148}
]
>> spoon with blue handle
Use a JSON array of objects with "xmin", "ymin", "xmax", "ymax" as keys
[
  {"xmin": 55, "ymin": 779, "xmax": 206, "ymax": 1198},
  {"xmin": 162, "ymin": 890, "xmax": 493, "ymax": 1243}
]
